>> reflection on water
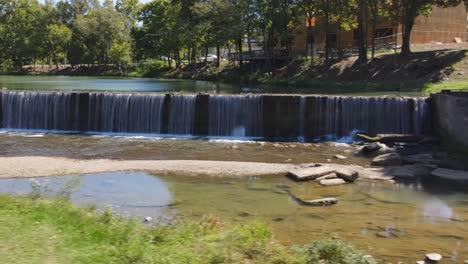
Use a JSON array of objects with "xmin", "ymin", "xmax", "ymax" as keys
[
  {"xmin": 0, "ymin": 75, "xmax": 423, "ymax": 96},
  {"xmin": 423, "ymin": 197, "xmax": 454, "ymax": 222},
  {"xmin": 0, "ymin": 172, "xmax": 176, "ymax": 221},
  {"xmin": 0, "ymin": 76, "xmax": 241, "ymax": 94},
  {"xmin": 0, "ymin": 172, "xmax": 466, "ymax": 262}
]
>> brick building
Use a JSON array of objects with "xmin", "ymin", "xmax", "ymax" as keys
[{"xmin": 292, "ymin": 4, "xmax": 468, "ymax": 56}]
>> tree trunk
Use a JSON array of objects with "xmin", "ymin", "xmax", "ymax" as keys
[
  {"xmin": 357, "ymin": 0, "xmax": 368, "ymax": 66},
  {"xmin": 371, "ymin": 13, "xmax": 377, "ymax": 62},
  {"xmin": 237, "ymin": 37, "xmax": 243, "ymax": 69},
  {"xmin": 401, "ymin": 18, "xmax": 414, "ymax": 56},
  {"xmin": 216, "ymin": 44, "xmax": 221, "ymax": 67},
  {"xmin": 401, "ymin": 2, "xmax": 416, "ymax": 57},
  {"xmin": 204, "ymin": 45, "xmax": 208, "ymax": 63},
  {"xmin": 324, "ymin": 6, "xmax": 330, "ymax": 63}
]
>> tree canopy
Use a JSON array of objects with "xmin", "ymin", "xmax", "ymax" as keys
[{"xmin": 0, "ymin": 0, "xmax": 467, "ymax": 71}]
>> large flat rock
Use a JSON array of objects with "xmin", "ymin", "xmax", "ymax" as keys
[
  {"xmin": 334, "ymin": 168, "xmax": 359, "ymax": 182},
  {"xmin": 431, "ymin": 168, "xmax": 468, "ymax": 182},
  {"xmin": 288, "ymin": 166, "xmax": 335, "ymax": 181}
]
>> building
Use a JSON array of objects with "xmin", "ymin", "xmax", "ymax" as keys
[{"xmin": 292, "ymin": 4, "xmax": 468, "ymax": 56}]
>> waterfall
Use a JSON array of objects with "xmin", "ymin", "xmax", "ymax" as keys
[
  {"xmin": 208, "ymin": 95, "xmax": 263, "ymax": 137},
  {"xmin": 167, "ymin": 95, "xmax": 196, "ymax": 135},
  {"xmin": 0, "ymin": 91, "xmax": 431, "ymax": 141},
  {"xmin": 1, "ymin": 91, "xmax": 79, "ymax": 131},
  {"xmin": 88, "ymin": 93, "xmax": 165, "ymax": 133},
  {"xmin": 298, "ymin": 96, "xmax": 430, "ymax": 140},
  {"xmin": 298, "ymin": 96, "xmax": 306, "ymax": 142}
]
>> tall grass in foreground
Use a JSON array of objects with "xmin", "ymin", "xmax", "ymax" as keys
[{"xmin": 0, "ymin": 195, "xmax": 377, "ymax": 264}]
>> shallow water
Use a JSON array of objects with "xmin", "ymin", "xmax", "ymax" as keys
[
  {"xmin": 0, "ymin": 132, "xmax": 370, "ymax": 165},
  {"xmin": 0, "ymin": 172, "xmax": 466, "ymax": 262},
  {"xmin": 0, "ymin": 75, "xmax": 423, "ymax": 96}
]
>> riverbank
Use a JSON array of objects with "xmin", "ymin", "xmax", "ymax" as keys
[
  {"xmin": 0, "ymin": 156, "xmax": 393, "ymax": 180},
  {"xmin": 7, "ymin": 48, "xmax": 468, "ymax": 95},
  {"xmin": 0, "ymin": 195, "xmax": 376, "ymax": 263}
]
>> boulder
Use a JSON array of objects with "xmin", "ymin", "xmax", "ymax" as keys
[
  {"xmin": 402, "ymin": 154, "xmax": 440, "ymax": 165},
  {"xmin": 372, "ymin": 153, "xmax": 402, "ymax": 167},
  {"xmin": 319, "ymin": 178, "xmax": 346, "ymax": 186},
  {"xmin": 144, "ymin": 216, "xmax": 153, "ymax": 223},
  {"xmin": 315, "ymin": 173, "xmax": 338, "ymax": 181},
  {"xmin": 288, "ymin": 166, "xmax": 335, "ymax": 181},
  {"xmin": 335, "ymin": 168, "xmax": 359, "ymax": 182},
  {"xmin": 431, "ymin": 168, "xmax": 468, "ymax": 182},
  {"xmin": 303, "ymin": 198, "xmax": 338, "ymax": 206},
  {"xmin": 425, "ymin": 253, "xmax": 442, "ymax": 263},
  {"xmin": 361, "ymin": 142, "xmax": 383, "ymax": 154}
]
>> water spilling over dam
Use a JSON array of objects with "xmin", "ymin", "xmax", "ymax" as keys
[{"xmin": 0, "ymin": 91, "xmax": 431, "ymax": 141}]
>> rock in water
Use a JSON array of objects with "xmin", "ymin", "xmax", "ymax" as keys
[
  {"xmin": 288, "ymin": 193, "xmax": 338, "ymax": 206},
  {"xmin": 334, "ymin": 168, "xmax": 359, "ymax": 182},
  {"xmin": 144, "ymin": 217, "xmax": 153, "ymax": 222},
  {"xmin": 403, "ymin": 153, "xmax": 440, "ymax": 165},
  {"xmin": 361, "ymin": 142, "xmax": 383, "ymax": 154},
  {"xmin": 334, "ymin": 154, "xmax": 347, "ymax": 160},
  {"xmin": 371, "ymin": 153, "xmax": 402, "ymax": 166},
  {"xmin": 315, "ymin": 173, "xmax": 338, "ymax": 181},
  {"xmin": 387, "ymin": 164, "xmax": 434, "ymax": 180},
  {"xmin": 304, "ymin": 198, "xmax": 338, "ymax": 206},
  {"xmin": 431, "ymin": 168, "xmax": 468, "ymax": 182},
  {"xmin": 288, "ymin": 166, "xmax": 335, "ymax": 181},
  {"xmin": 425, "ymin": 253, "xmax": 442, "ymax": 263},
  {"xmin": 319, "ymin": 178, "xmax": 346, "ymax": 186}
]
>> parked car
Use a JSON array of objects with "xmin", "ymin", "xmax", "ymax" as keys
[{"xmin": 197, "ymin": 54, "xmax": 218, "ymax": 62}]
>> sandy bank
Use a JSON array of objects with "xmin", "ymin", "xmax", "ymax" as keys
[
  {"xmin": 0, "ymin": 156, "xmax": 298, "ymax": 178},
  {"xmin": 0, "ymin": 156, "xmax": 394, "ymax": 181}
]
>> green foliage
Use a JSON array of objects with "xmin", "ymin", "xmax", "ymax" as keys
[
  {"xmin": 134, "ymin": 59, "xmax": 171, "ymax": 77},
  {"xmin": 0, "ymin": 195, "xmax": 377, "ymax": 264},
  {"xmin": 1, "ymin": 0, "xmax": 466, "ymax": 75},
  {"xmin": 304, "ymin": 240, "xmax": 377, "ymax": 264}
]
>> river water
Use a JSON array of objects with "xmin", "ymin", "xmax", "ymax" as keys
[
  {"xmin": 0, "ymin": 171, "xmax": 466, "ymax": 262},
  {"xmin": 0, "ymin": 75, "xmax": 423, "ymax": 96}
]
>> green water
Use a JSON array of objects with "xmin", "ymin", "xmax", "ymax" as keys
[
  {"xmin": 0, "ymin": 75, "xmax": 423, "ymax": 96},
  {"xmin": 0, "ymin": 172, "xmax": 466, "ymax": 262}
]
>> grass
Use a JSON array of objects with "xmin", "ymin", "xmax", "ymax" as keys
[
  {"xmin": 423, "ymin": 80, "xmax": 468, "ymax": 95},
  {"xmin": 0, "ymin": 195, "xmax": 377, "ymax": 264}
]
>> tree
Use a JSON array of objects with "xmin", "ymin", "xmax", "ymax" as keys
[
  {"xmin": 297, "ymin": 0, "xmax": 317, "ymax": 61},
  {"xmin": 46, "ymin": 24, "xmax": 72, "ymax": 69},
  {"xmin": 397, "ymin": 0, "xmax": 464, "ymax": 56}
]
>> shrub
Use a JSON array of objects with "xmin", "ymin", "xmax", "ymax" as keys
[{"xmin": 304, "ymin": 240, "xmax": 377, "ymax": 264}]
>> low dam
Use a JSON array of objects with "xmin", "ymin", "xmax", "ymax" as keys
[{"xmin": 0, "ymin": 91, "xmax": 431, "ymax": 142}]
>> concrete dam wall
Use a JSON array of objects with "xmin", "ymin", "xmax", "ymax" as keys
[
  {"xmin": 0, "ymin": 91, "xmax": 431, "ymax": 142},
  {"xmin": 431, "ymin": 91, "xmax": 468, "ymax": 149}
]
